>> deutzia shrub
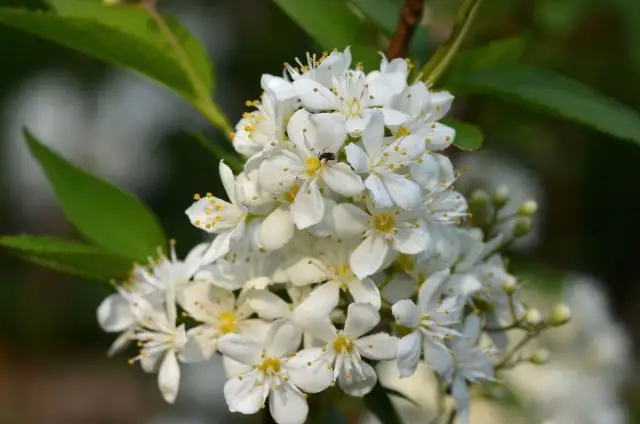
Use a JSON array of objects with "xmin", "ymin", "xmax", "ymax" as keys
[{"xmin": 97, "ymin": 48, "xmax": 570, "ymax": 424}]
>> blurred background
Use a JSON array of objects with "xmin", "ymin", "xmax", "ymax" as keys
[{"xmin": 0, "ymin": 0, "xmax": 639, "ymax": 423}]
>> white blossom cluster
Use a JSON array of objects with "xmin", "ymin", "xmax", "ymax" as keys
[{"xmin": 97, "ymin": 48, "xmax": 567, "ymax": 424}]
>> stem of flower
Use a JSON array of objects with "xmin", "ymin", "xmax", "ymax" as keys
[
  {"xmin": 420, "ymin": 0, "xmax": 484, "ymax": 86},
  {"xmin": 495, "ymin": 331, "xmax": 537, "ymax": 370},
  {"xmin": 142, "ymin": 1, "xmax": 233, "ymax": 139},
  {"xmin": 386, "ymin": 0, "xmax": 425, "ymax": 59},
  {"xmin": 446, "ymin": 408, "xmax": 457, "ymax": 424}
]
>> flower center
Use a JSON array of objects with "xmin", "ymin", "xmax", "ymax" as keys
[
  {"xmin": 257, "ymin": 357, "xmax": 282, "ymax": 375},
  {"xmin": 283, "ymin": 184, "xmax": 300, "ymax": 203},
  {"xmin": 305, "ymin": 156, "xmax": 321, "ymax": 177},
  {"xmin": 396, "ymin": 254, "xmax": 415, "ymax": 272},
  {"xmin": 218, "ymin": 311, "xmax": 237, "ymax": 334},
  {"xmin": 395, "ymin": 126, "xmax": 411, "ymax": 139},
  {"xmin": 347, "ymin": 97, "xmax": 361, "ymax": 117},
  {"xmin": 333, "ymin": 335, "xmax": 354, "ymax": 353},
  {"xmin": 373, "ymin": 212, "xmax": 397, "ymax": 234}
]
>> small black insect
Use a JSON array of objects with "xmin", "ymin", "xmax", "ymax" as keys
[{"xmin": 318, "ymin": 151, "xmax": 336, "ymax": 162}]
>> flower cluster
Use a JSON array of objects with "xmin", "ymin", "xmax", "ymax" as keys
[{"xmin": 97, "ymin": 48, "xmax": 568, "ymax": 424}]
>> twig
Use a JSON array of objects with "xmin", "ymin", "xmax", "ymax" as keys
[{"xmin": 386, "ymin": 0, "xmax": 425, "ymax": 59}]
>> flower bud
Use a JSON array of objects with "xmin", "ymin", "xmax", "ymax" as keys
[
  {"xmin": 513, "ymin": 217, "xmax": 532, "ymax": 237},
  {"xmin": 468, "ymin": 190, "xmax": 492, "ymax": 227},
  {"xmin": 518, "ymin": 200, "xmax": 538, "ymax": 216},
  {"xmin": 502, "ymin": 276, "xmax": 517, "ymax": 294},
  {"xmin": 548, "ymin": 303, "xmax": 571, "ymax": 327},
  {"xmin": 530, "ymin": 349, "xmax": 550, "ymax": 365},
  {"xmin": 524, "ymin": 308, "xmax": 543, "ymax": 327},
  {"xmin": 493, "ymin": 185, "xmax": 510, "ymax": 208}
]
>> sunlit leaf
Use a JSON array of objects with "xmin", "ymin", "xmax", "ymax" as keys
[
  {"xmin": 24, "ymin": 129, "xmax": 166, "ymax": 261},
  {"xmin": 272, "ymin": 0, "xmax": 381, "ymax": 70},
  {"xmin": 443, "ymin": 119, "xmax": 484, "ymax": 151},
  {"xmin": 447, "ymin": 66, "xmax": 640, "ymax": 147},
  {"xmin": 0, "ymin": 235, "xmax": 133, "ymax": 282}
]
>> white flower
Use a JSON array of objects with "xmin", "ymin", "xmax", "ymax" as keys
[
  {"xmin": 186, "ymin": 161, "xmax": 252, "ymax": 262},
  {"xmin": 345, "ymin": 110, "xmax": 425, "ymax": 210},
  {"xmin": 258, "ymin": 109, "xmax": 364, "ymax": 229},
  {"xmin": 291, "ymin": 303, "xmax": 397, "ymax": 397},
  {"xmin": 284, "ymin": 49, "xmax": 352, "ymax": 86},
  {"xmin": 421, "ymin": 189, "xmax": 469, "ymax": 226},
  {"xmin": 219, "ymin": 320, "xmax": 314, "ymax": 424},
  {"xmin": 441, "ymin": 314, "xmax": 494, "ymax": 424},
  {"xmin": 410, "ymin": 152, "xmax": 455, "ymax": 192},
  {"xmin": 392, "ymin": 82, "xmax": 454, "ymax": 125},
  {"xmin": 332, "ymin": 202, "xmax": 430, "ymax": 278},
  {"xmin": 392, "ymin": 269, "xmax": 462, "ymax": 378},
  {"xmin": 128, "ymin": 297, "xmax": 201, "ymax": 404},
  {"xmin": 178, "ymin": 281, "xmax": 266, "ymax": 360},
  {"xmin": 285, "ymin": 238, "xmax": 382, "ymax": 311}
]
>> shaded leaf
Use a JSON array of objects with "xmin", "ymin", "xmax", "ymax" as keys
[
  {"xmin": 363, "ymin": 383, "xmax": 402, "ymax": 424},
  {"xmin": 185, "ymin": 131, "xmax": 244, "ymax": 173},
  {"xmin": 24, "ymin": 129, "xmax": 166, "ymax": 261},
  {"xmin": 0, "ymin": 235, "xmax": 133, "ymax": 282},
  {"xmin": 383, "ymin": 386, "xmax": 420, "ymax": 408},
  {"xmin": 447, "ymin": 66, "xmax": 640, "ymax": 146},
  {"xmin": 443, "ymin": 119, "xmax": 484, "ymax": 151},
  {"xmin": 272, "ymin": 0, "xmax": 381, "ymax": 70}
]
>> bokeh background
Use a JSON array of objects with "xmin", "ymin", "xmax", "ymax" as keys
[{"xmin": 0, "ymin": 0, "xmax": 639, "ymax": 423}]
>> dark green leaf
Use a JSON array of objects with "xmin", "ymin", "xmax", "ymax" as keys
[
  {"xmin": 186, "ymin": 131, "xmax": 244, "ymax": 174},
  {"xmin": 0, "ymin": 235, "xmax": 133, "ymax": 282},
  {"xmin": 363, "ymin": 383, "xmax": 402, "ymax": 424},
  {"xmin": 0, "ymin": 1, "xmax": 212, "ymax": 106},
  {"xmin": 272, "ymin": 0, "xmax": 381, "ymax": 70},
  {"xmin": 24, "ymin": 129, "xmax": 166, "ymax": 261},
  {"xmin": 442, "ymin": 35, "xmax": 526, "ymax": 84},
  {"xmin": 442, "ymin": 119, "xmax": 484, "ymax": 151},
  {"xmin": 317, "ymin": 405, "xmax": 349, "ymax": 424},
  {"xmin": 446, "ymin": 66, "xmax": 640, "ymax": 146}
]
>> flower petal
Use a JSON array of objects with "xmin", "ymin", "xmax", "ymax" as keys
[
  {"xmin": 179, "ymin": 281, "xmax": 235, "ymax": 321},
  {"xmin": 338, "ymin": 360, "xmax": 377, "ymax": 397},
  {"xmin": 293, "ymin": 309, "xmax": 338, "ymax": 343},
  {"xmin": 392, "ymin": 227, "xmax": 429, "ymax": 254},
  {"xmin": 224, "ymin": 370, "xmax": 268, "ymax": 414},
  {"xmin": 381, "ymin": 107, "xmax": 410, "ymax": 126},
  {"xmin": 380, "ymin": 172, "xmax": 421, "ymax": 210},
  {"xmin": 344, "ymin": 303, "xmax": 380, "ymax": 338},
  {"xmin": 332, "ymin": 203, "xmax": 369, "ymax": 238},
  {"xmin": 293, "ymin": 78, "xmax": 340, "ymax": 111},
  {"xmin": 451, "ymin": 376, "xmax": 470, "ymax": 424},
  {"xmin": 344, "ymin": 142, "xmax": 370, "ymax": 174},
  {"xmin": 424, "ymin": 336, "xmax": 453, "ymax": 376},
  {"xmin": 247, "ymin": 290, "xmax": 292, "ymax": 320},
  {"xmin": 269, "ymin": 383, "xmax": 309, "ymax": 424},
  {"xmin": 185, "ymin": 197, "xmax": 243, "ymax": 234},
  {"xmin": 361, "ymin": 110, "xmax": 385, "ymax": 157},
  {"xmin": 418, "ymin": 269, "xmax": 451, "ymax": 313},
  {"xmin": 365, "ymin": 174, "xmax": 394, "ymax": 209},
  {"xmin": 355, "ymin": 332, "xmax": 397, "ymax": 360},
  {"xmin": 392, "ymin": 299, "xmax": 420, "ymax": 327},
  {"xmin": 396, "ymin": 332, "xmax": 422, "ymax": 378},
  {"xmin": 97, "ymin": 293, "xmax": 136, "ymax": 333},
  {"xmin": 427, "ymin": 91, "xmax": 454, "ymax": 121},
  {"xmin": 219, "ymin": 160, "xmax": 237, "ymax": 204},
  {"xmin": 202, "ymin": 230, "xmax": 234, "ymax": 263},
  {"xmin": 292, "ymin": 179, "xmax": 325, "ymax": 229},
  {"xmin": 287, "ymin": 347, "xmax": 335, "ymax": 393},
  {"xmin": 350, "ymin": 234, "xmax": 389, "ymax": 279},
  {"xmin": 348, "ymin": 278, "xmax": 381, "ymax": 310},
  {"xmin": 286, "ymin": 257, "xmax": 330, "ymax": 286},
  {"xmin": 260, "ymin": 206, "xmax": 295, "ymax": 251},
  {"xmin": 311, "ymin": 113, "xmax": 348, "ymax": 153},
  {"xmin": 322, "ymin": 162, "xmax": 365, "ymax": 197},
  {"xmin": 158, "ymin": 351, "xmax": 181, "ymax": 404},
  {"xmin": 368, "ymin": 73, "xmax": 407, "ymax": 106},
  {"xmin": 266, "ymin": 319, "xmax": 302, "ymax": 357},
  {"xmin": 258, "ymin": 151, "xmax": 301, "ymax": 193},
  {"xmin": 182, "ymin": 325, "xmax": 217, "ymax": 361},
  {"xmin": 295, "ymin": 281, "xmax": 341, "ymax": 319},
  {"xmin": 218, "ymin": 333, "xmax": 262, "ymax": 366},
  {"xmin": 223, "ymin": 355, "xmax": 253, "ymax": 378}
]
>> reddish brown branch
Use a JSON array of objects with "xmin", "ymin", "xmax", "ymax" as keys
[{"xmin": 386, "ymin": 0, "xmax": 425, "ymax": 59}]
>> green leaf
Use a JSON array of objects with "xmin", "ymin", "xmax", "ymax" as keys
[
  {"xmin": 317, "ymin": 405, "xmax": 348, "ymax": 424},
  {"xmin": 186, "ymin": 131, "xmax": 244, "ymax": 174},
  {"xmin": 442, "ymin": 35, "xmax": 526, "ymax": 83},
  {"xmin": 446, "ymin": 66, "xmax": 640, "ymax": 146},
  {"xmin": 0, "ymin": 235, "xmax": 134, "ymax": 282},
  {"xmin": 442, "ymin": 119, "xmax": 484, "ymax": 151},
  {"xmin": 272, "ymin": 0, "xmax": 381, "ymax": 70},
  {"xmin": 24, "ymin": 129, "xmax": 166, "ymax": 261},
  {"xmin": 0, "ymin": 1, "xmax": 230, "ymax": 134},
  {"xmin": 383, "ymin": 386, "xmax": 420, "ymax": 408},
  {"xmin": 363, "ymin": 383, "xmax": 402, "ymax": 424}
]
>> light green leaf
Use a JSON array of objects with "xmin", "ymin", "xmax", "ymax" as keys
[
  {"xmin": 363, "ymin": 383, "xmax": 402, "ymax": 424},
  {"xmin": 24, "ymin": 129, "xmax": 166, "ymax": 262},
  {"xmin": 442, "ymin": 35, "xmax": 526, "ymax": 83},
  {"xmin": 0, "ymin": 235, "xmax": 134, "ymax": 282},
  {"xmin": 446, "ymin": 66, "xmax": 640, "ymax": 146},
  {"xmin": 272, "ymin": 0, "xmax": 381, "ymax": 70},
  {"xmin": 0, "ymin": 1, "xmax": 231, "ymax": 135},
  {"xmin": 443, "ymin": 119, "xmax": 484, "ymax": 151}
]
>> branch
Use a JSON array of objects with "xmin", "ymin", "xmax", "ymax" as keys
[{"xmin": 386, "ymin": 0, "xmax": 425, "ymax": 59}]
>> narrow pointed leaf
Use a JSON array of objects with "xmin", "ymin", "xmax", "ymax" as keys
[
  {"xmin": 272, "ymin": 0, "xmax": 380, "ymax": 70},
  {"xmin": 363, "ymin": 383, "xmax": 402, "ymax": 424},
  {"xmin": 443, "ymin": 119, "xmax": 484, "ymax": 151},
  {"xmin": 0, "ymin": 235, "xmax": 133, "ymax": 282},
  {"xmin": 24, "ymin": 129, "xmax": 166, "ymax": 261},
  {"xmin": 447, "ymin": 66, "xmax": 640, "ymax": 146}
]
